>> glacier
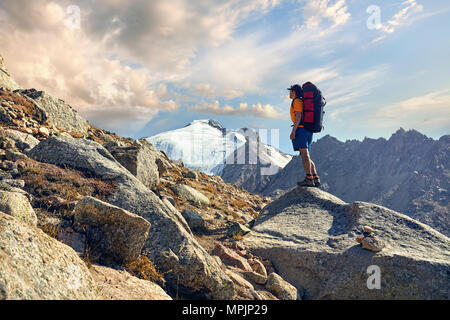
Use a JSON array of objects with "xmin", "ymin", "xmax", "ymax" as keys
[{"xmin": 146, "ymin": 119, "xmax": 292, "ymax": 176}]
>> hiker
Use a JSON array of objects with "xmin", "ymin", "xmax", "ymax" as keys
[{"xmin": 288, "ymin": 84, "xmax": 321, "ymax": 187}]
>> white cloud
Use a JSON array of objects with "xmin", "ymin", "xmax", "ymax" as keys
[
  {"xmin": 80, "ymin": 0, "xmax": 281, "ymax": 73},
  {"xmin": 375, "ymin": 89, "xmax": 450, "ymax": 121},
  {"xmin": 286, "ymin": 62, "xmax": 388, "ymax": 119},
  {"xmin": 187, "ymin": 83, "xmax": 244, "ymax": 100},
  {"xmin": 371, "ymin": 0, "xmax": 424, "ymax": 43},
  {"xmin": 0, "ymin": 0, "xmax": 352, "ymax": 109},
  {"xmin": 324, "ymin": 65, "xmax": 389, "ymax": 108},
  {"xmin": 184, "ymin": 0, "xmax": 354, "ymax": 100},
  {"xmin": 0, "ymin": 0, "xmax": 284, "ymax": 133},
  {"xmin": 360, "ymin": 89, "xmax": 450, "ymax": 136},
  {"xmin": 291, "ymin": 65, "xmax": 340, "ymax": 86},
  {"xmin": 189, "ymin": 101, "xmax": 286, "ymax": 119},
  {"xmin": 299, "ymin": 0, "xmax": 351, "ymax": 35}
]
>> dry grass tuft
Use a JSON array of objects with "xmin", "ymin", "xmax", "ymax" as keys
[
  {"xmin": 124, "ymin": 255, "xmax": 165, "ymax": 287},
  {"xmin": 40, "ymin": 223, "xmax": 59, "ymax": 239},
  {"xmin": 230, "ymin": 199, "xmax": 248, "ymax": 209},
  {"xmin": 83, "ymin": 245, "xmax": 93, "ymax": 269},
  {"xmin": 200, "ymin": 185, "xmax": 216, "ymax": 194},
  {"xmin": 19, "ymin": 159, "xmax": 117, "ymax": 205},
  {"xmin": 0, "ymin": 90, "xmax": 45, "ymax": 123},
  {"xmin": 232, "ymin": 234, "xmax": 244, "ymax": 241}
]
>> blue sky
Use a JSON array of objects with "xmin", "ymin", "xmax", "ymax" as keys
[
  {"xmin": 139, "ymin": 0, "xmax": 450, "ymax": 154},
  {"xmin": 1, "ymin": 0, "xmax": 449, "ymax": 154}
]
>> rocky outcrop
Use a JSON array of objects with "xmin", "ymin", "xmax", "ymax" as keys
[
  {"xmin": 5, "ymin": 149, "xmax": 27, "ymax": 161},
  {"xmin": 154, "ymin": 150, "xmax": 174, "ymax": 176},
  {"xmin": 221, "ymin": 129, "xmax": 292, "ymax": 193},
  {"xmin": 90, "ymin": 264, "xmax": 171, "ymax": 300},
  {"xmin": 74, "ymin": 196, "xmax": 151, "ymax": 265},
  {"xmin": 224, "ymin": 268, "xmax": 262, "ymax": 300},
  {"xmin": 0, "ymin": 190, "xmax": 37, "ymax": 226},
  {"xmin": 360, "ymin": 235, "xmax": 385, "ymax": 252},
  {"xmin": 0, "ymin": 55, "xmax": 5, "ymax": 72},
  {"xmin": 212, "ymin": 244, "xmax": 252, "ymax": 272},
  {"xmin": 248, "ymin": 258, "xmax": 267, "ymax": 278},
  {"xmin": 27, "ymin": 136, "xmax": 126, "ymax": 180},
  {"xmin": 18, "ymin": 89, "xmax": 90, "ymax": 135},
  {"xmin": 265, "ymin": 273, "xmax": 297, "ymax": 300},
  {"xmin": 0, "ymin": 212, "xmax": 97, "ymax": 300},
  {"xmin": 243, "ymin": 187, "xmax": 450, "ymax": 300},
  {"xmin": 106, "ymin": 138, "xmax": 160, "ymax": 189},
  {"xmin": 0, "ymin": 54, "xmax": 21, "ymax": 91},
  {"xmin": 27, "ymin": 136, "xmax": 235, "ymax": 299},
  {"xmin": 0, "ymin": 128, "xmax": 39, "ymax": 152},
  {"xmin": 182, "ymin": 209, "xmax": 206, "ymax": 232},
  {"xmin": 243, "ymin": 270, "xmax": 267, "ymax": 285},
  {"xmin": 262, "ymin": 130, "xmax": 450, "ymax": 237},
  {"xmin": 171, "ymin": 184, "xmax": 210, "ymax": 206},
  {"xmin": 183, "ymin": 169, "xmax": 199, "ymax": 180},
  {"xmin": 227, "ymin": 222, "xmax": 251, "ymax": 238},
  {"xmin": 0, "ymin": 89, "xmax": 48, "ymax": 127}
]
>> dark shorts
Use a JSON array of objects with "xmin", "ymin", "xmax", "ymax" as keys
[{"xmin": 292, "ymin": 127, "xmax": 313, "ymax": 152}]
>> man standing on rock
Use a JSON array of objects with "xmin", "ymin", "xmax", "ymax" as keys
[{"xmin": 288, "ymin": 84, "xmax": 320, "ymax": 187}]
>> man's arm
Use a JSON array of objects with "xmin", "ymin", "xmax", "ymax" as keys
[
  {"xmin": 293, "ymin": 111, "xmax": 302, "ymax": 129},
  {"xmin": 290, "ymin": 111, "xmax": 302, "ymax": 139}
]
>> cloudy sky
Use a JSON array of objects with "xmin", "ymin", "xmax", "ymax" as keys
[{"xmin": 0, "ymin": 0, "xmax": 449, "ymax": 154}]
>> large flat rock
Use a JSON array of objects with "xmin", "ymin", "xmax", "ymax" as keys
[
  {"xmin": 19, "ymin": 89, "xmax": 90, "ymax": 134},
  {"xmin": 90, "ymin": 264, "xmax": 171, "ymax": 300},
  {"xmin": 0, "ymin": 212, "xmax": 97, "ymax": 300},
  {"xmin": 243, "ymin": 187, "xmax": 450, "ymax": 299},
  {"xmin": 74, "ymin": 196, "xmax": 151, "ymax": 265},
  {"xmin": 0, "ymin": 190, "xmax": 37, "ymax": 226},
  {"xmin": 107, "ymin": 138, "xmax": 160, "ymax": 189}
]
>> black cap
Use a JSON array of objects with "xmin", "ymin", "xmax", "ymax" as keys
[{"xmin": 287, "ymin": 84, "xmax": 302, "ymax": 91}]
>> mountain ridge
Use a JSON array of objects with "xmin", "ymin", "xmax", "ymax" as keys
[{"xmin": 261, "ymin": 128, "xmax": 449, "ymax": 236}]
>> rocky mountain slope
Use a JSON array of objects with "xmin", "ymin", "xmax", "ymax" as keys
[
  {"xmin": 1, "ymin": 53, "xmax": 448, "ymax": 300},
  {"xmin": 1, "ymin": 53, "xmax": 290, "ymax": 300},
  {"xmin": 220, "ymin": 128, "xmax": 290, "ymax": 193},
  {"xmin": 260, "ymin": 130, "xmax": 450, "ymax": 237}
]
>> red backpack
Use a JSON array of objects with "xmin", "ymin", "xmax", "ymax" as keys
[{"xmin": 300, "ymin": 82, "xmax": 326, "ymax": 133}]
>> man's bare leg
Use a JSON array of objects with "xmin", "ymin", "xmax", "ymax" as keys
[
  {"xmin": 298, "ymin": 148, "xmax": 320, "ymax": 187},
  {"xmin": 310, "ymin": 159, "xmax": 317, "ymax": 176},
  {"xmin": 299, "ymin": 148, "xmax": 312, "ymax": 175},
  {"xmin": 310, "ymin": 159, "xmax": 321, "ymax": 186}
]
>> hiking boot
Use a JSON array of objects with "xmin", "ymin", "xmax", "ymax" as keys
[
  {"xmin": 297, "ymin": 177, "xmax": 315, "ymax": 187},
  {"xmin": 313, "ymin": 176, "xmax": 321, "ymax": 188}
]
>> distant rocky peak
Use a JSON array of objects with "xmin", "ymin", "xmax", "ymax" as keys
[
  {"xmin": 392, "ymin": 127, "xmax": 423, "ymax": 137},
  {"xmin": 315, "ymin": 134, "xmax": 344, "ymax": 148},
  {"xmin": 0, "ymin": 53, "xmax": 10, "ymax": 76},
  {"xmin": 208, "ymin": 119, "xmax": 224, "ymax": 130},
  {"xmin": 438, "ymin": 135, "xmax": 450, "ymax": 143},
  {"xmin": 319, "ymin": 134, "xmax": 341, "ymax": 143},
  {"xmin": 0, "ymin": 54, "xmax": 6, "ymax": 70},
  {"xmin": 184, "ymin": 119, "xmax": 223, "ymax": 130},
  {"xmin": 0, "ymin": 53, "xmax": 20, "ymax": 90},
  {"xmin": 389, "ymin": 127, "xmax": 428, "ymax": 143}
]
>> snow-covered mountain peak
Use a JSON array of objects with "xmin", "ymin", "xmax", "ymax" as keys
[
  {"xmin": 184, "ymin": 119, "xmax": 224, "ymax": 131},
  {"xmin": 146, "ymin": 120, "xmax": 291, "ymax": 176}
]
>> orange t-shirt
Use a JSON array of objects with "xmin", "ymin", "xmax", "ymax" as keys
[{"xmin": 290, "ymin": 98, "xmax": 304, "ymax": 127}]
